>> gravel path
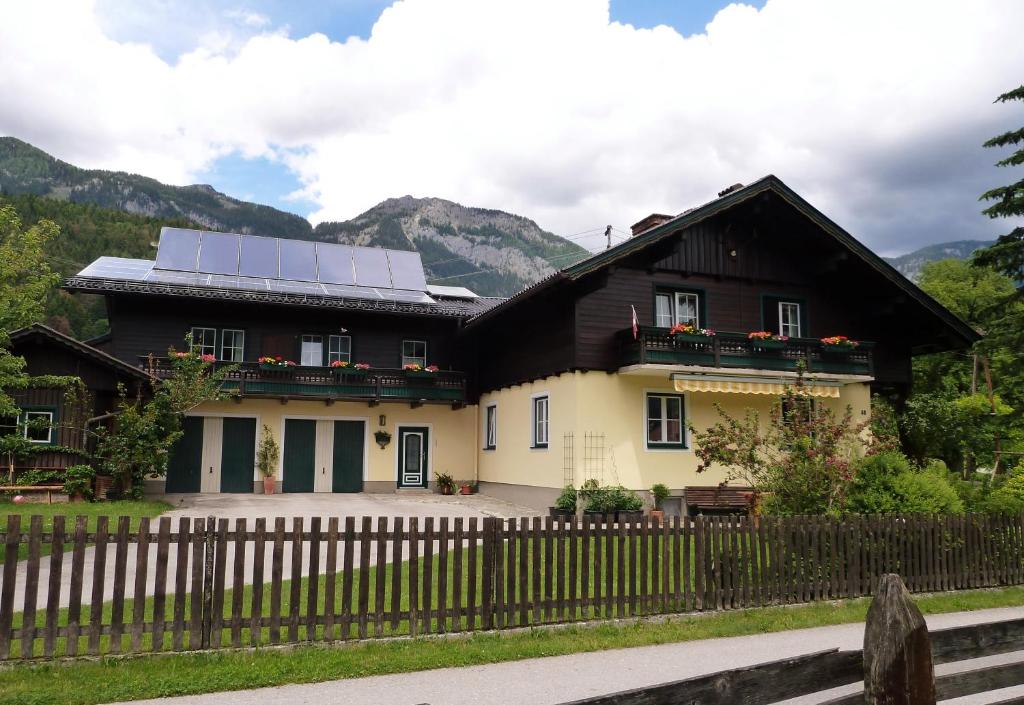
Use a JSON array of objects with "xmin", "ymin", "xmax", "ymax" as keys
[{"xmin": 107, "ymin": 605, "xmax": 1024, "ymax": 705}]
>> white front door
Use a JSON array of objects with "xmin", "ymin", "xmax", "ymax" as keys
[{"xmin": 399, "ymin": 428, "xmax": 428, "ymax": 488}]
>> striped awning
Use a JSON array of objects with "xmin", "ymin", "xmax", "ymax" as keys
[{"xmin": 671, "ymin": 374, "xmax": 842, "ymax": 398}]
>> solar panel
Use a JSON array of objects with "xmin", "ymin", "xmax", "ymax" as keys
[
  {"xmin": 77, "ymin": 257, "xmax": 153, "ymax": 280},
  {"xmin": 352, "ymin": 247, "xmax": 392, "ymax": 288},
  {"xmin": 316, "ymin": 243, "xmax": 356, "ymax": 285},
  {"xmin": 386, "ymin": 249, "xmax": 427, "ymax": 291},
  {"xmin": 197, "ymin": 231, "xmax": 240, "ymax": 275},
  {"xmin": 268, "ymin": 279, "xmax": 323, "ymax": 296},
  {"xmin": 321, "ymin": 284, "xmax": 383, "ymax": 301},
  {"xmin": 238, "ymin": 234, "xmax": 279, "ymax": 278},
  {"xmin": 147, "ymin": 270, "xmax": 213, "ymax": 286},
  {"xmin": 381, "ymin": 289, "xmax": 436, "ymax": 304},
  {"xmin": 279, "ymin": 239, "xmax": 317, "ymax": 282},
  {"xmin": 155, "ymin": 228, "xmax": 200, "ymax": 271},
  {"xmin": 209, "ymin": 275, "xmax": 270, "ymax": 291}
]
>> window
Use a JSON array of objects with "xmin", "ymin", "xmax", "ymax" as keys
[
  {"xmin": 0, "ymin": 415, "xmax": 18, "ymax": 437},
  {"xmin": 655, "ymin": 291, "xmax": 701, "ymax": 328},
  {"xmin": 220, "ymin": 329, "xmax": 245, "ymax": 362},
  {"xmin": 532, "ymin": 395, "xmax": 549, "ymax": 448},
  {"xmin": 190, "ymin": 327, "xmax": 217, "ymax": 357},
  {"xmin": 781, "ymin": 396, "xmax": 815, "ymax": 426},
  {"xmin": 300, "ymin": 335, "xmax": 323, "ymax": 366},
  {"xmin": 23, "ymin": 410, "xmax": 54, "ymax": 444},
  {"xmin": 646, "ymin": 393, "xmax": 685, "ymax": 449},
  {"xmin": 402, "ymin": 340, "xmax": 426, "ymax": 368},
  {"xmin": 778, "ymin": 302, "xmax": 802, "ymax": 338},
  {"xmin": 484, "ymin": 404, "xmax": 497, "ymax": 450},
  {"xmin": 328, "ymin": 335, "xmax": 352, "ymax": 365}
]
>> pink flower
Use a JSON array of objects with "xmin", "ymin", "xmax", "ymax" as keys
[{"xmin": 200, "ymin": 354, "xmax": 216, "ymax": 363}]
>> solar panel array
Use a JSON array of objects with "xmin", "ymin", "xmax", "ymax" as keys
[{"xmin": 132, "ymin": 227, "xmax": 434, "ymax": 304}]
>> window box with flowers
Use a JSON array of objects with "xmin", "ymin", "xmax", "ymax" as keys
[
  {"xmin": 404, "ymin": 363, "xmax": 440, "ymax": 379},
  {"xmin": 747, "ymin": 331, "xmax": 789, "ymax": 350},
  {"xmin": 258, "ymin": 356, "xmax": 297, "ymax": 374},
  {"xmin": 331, "ymin": 360, "xmax": 371, "ymax": 377},
  {"xmin": 174, "ymin": 351, "xmax": 216, "ymax": 363},
  {"xmin": 669, "ymin": 323, "xmax": 716, "ymax": 343},
  {"xmin": 820, "ymin": 336, "xmax": 859, "ymax": 354}
]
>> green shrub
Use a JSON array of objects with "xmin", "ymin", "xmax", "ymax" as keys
[
  {"xmin": 554, "ymin": 485, "xmax": 577, "ymax": 511},
  {"xmin": 651, "ymin": 483, "xmax": 670, "ymax": 509},
  {"xmin": 846, "ymin": 451, "xmax": 964, "ymax": 514},
  {"xmin": 985, "ymin": 464, "xmax": 1024, "ymax": 515},
  {"xmin": 63, "ymin": 464, "xmax": 95, "ymax": 500}
]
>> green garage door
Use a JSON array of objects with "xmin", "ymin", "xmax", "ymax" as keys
[
  {"xmin": 220, "ymin": 417, "xmax": 256, "ymax": 493},
  {"xmin": 166, "ymin": 416, "xmax": 203, "ymax": 493},
  {"xmin": 283, "ymin": 419, "xmax": 316, "ymax": 493},
  {"xmin": 332, "ymin": 421, "xmax": 364, "ymax": 493}
]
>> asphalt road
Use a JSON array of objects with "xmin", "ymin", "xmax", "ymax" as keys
[{"xmin": 108, "ymin": 605, "xmax": 1024, "ymax": 705}]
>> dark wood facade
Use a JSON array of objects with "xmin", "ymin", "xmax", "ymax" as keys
[
  {"xmin": 8, "ymin": 325, "xmax": 150, "ymax": 472},
  {"xmin": 465, "ymin": 186, "xmax": 975, "ymax": 394}
]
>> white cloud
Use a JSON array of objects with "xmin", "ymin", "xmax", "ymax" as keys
[{"xmin": 0, "ymin": 0, "xmax": 1021, "ymax": 253}]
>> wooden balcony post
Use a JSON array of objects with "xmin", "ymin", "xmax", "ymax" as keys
[
  {"xmin": 713, "ymin": 336, "xmax": 721, "ymax": 367},
  {"xmin": 863, "ymin": 574, "xmax": 936, "ymax": 705}
]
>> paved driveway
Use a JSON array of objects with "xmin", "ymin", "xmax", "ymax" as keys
[{"xmin": 11, "ymin": 493, "xmax": 539, "ymax": 611}]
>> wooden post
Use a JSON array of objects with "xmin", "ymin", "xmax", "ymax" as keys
[{"xmin": 863, "ymin": 573, "xmax": 936, "ymax": 705}]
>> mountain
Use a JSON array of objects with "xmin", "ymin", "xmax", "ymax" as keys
[
  {"xmin": 884, "ymin": 240, "xmax": 995, "ymax": 281},
  {"xmin": 314, "ymin": 196, "xmax": 589, "ymax": 297},
  {"xmin": 0, "ymin": 137, "xmax": 590, "ymax": 300},
  {"xmin": 0, "ymin": 136, "xmax": 313, "ymax": 239}
]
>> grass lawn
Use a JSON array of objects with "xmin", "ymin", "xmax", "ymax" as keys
[
  {"xmin": 0, "ymin": 498, "xmax": 172, "ymax": 559},
  {"xmin": 1, "ymin": 586, "xmax": 1021, "ymax": 705}
]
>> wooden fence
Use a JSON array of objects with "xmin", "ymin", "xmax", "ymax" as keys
[{"xmin": 1, "ymin": 512, "xmax": 1023, "ymax": 660}]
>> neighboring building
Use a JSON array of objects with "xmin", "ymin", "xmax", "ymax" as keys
[
  {"xmin": 4, "ymin": 323, "xmax": 151, "ymax": 474},
  {"xmin": 62, "ymin": 176, "xmax": 978, "ymax": 509}
]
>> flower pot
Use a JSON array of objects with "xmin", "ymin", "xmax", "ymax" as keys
[
  {"xmin": 650, "ymin": 509, "xmax": 665, "ymax": 525},
  {"xmin": 440, "ymin": 485, "xmax": 454, "ymax": 495},
  {"xmin": 672, "ymin": 334, "xmax": 713, "ymax": 344},
  {"xmin": 616, "ymin": 510, "xmax": 643, "ymax": 524},
  {"xmin": 753, "ymin": 339, "xmax": 787, "ymax": 350},
  {"xmin": 263, "ymin": 477, "xmax": 276, "ymax": 495},
  {"xmin": 550, "ymin": 507, "xmax": 575, "ymax": 520},
  {"xmin": 460, "ymin": 484, "xmax": 473, "ymax": 495},
  {"xmin": 821, "ymin": 345, "xmax": 855, "ymax": 355},
  {"xmin": 406, "ymin": 370, "xmax": 438, "ymax": 379}
]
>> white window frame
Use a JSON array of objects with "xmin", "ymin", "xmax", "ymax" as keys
[
  {"xmin": 402, "ymin": 339, "xmax": 427, "ymax": 368},
  {"xmin": 23, "ymin": 410, "xmax": 54, "ymax": 444},
  {"xmin": 328, "ymin": 335, "xmax": 352, "ymax": 365},
  {"xmin": 644, "ymin": 392, "xmax": 687, "ymax": 450},
  {"xmin": 531, "ymin": 394, "xmax": 549, "ymax": 449},
  {"xmin": 778, "ymin": 301, "xmax": 802, "ymax": 338},
  {"xmin": 654, "ymin": 291, "xmax": 701, "ymax": 327},
  {"xmin": 220, "ymin": 329, "xmax": 245, "ymax": 362},
  {"xmin": 190, "ymin": 327, "xmax": 217, "ymax": 357},
  {"xmin": 484, "ymin": 403, "xmax": 497, "ymax": 450},
  {"xmin": 300, "ymin": 334, "xmax": 323, "ymax": 367}
]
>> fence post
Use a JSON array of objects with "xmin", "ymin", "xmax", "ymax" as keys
[
  {"xmin": 863, "ymin": 573, "xmax": 936, "ymax": 705},
  {"xmin": 482, "ymin": 516, "xmax": 496, "ymax": 630},
  {"xmin": 201, "ymin": 515, "xmax": 216, "ymax": 649}
]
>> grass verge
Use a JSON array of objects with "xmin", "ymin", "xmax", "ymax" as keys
[{"xmin": 2, "ymin": 586, "xmax": 1022, "ymax": 705}]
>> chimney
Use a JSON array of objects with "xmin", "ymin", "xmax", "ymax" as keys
[{"xmin": 630, "ymin": 213, "xmax": 674, "ymax": 237}]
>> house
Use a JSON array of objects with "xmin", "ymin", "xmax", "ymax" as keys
[
  {"xmin": 3, "ymin": 323, "xmax": 151, "ymax": 475},
  {"xmin": 62, "ymin": 176, "xmax": 977, "ymax": 509}
]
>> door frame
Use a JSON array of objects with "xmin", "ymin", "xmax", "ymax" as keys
[
  {"xmin": 395, "ymin": 423, "xmax": 432, "ymax": 488},
  {"xmin": 183, "ymin": 411, "xmax": 261, "ymax": 493},
  {"xmin": 279, "ymin": 414, "xmax": 370, "ymax": 486}
]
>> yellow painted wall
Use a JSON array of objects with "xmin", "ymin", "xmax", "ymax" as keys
[
  {"xmin": 191, "ymin": 398, "xmax": 476, "ymax": 486},
  {"xmin": 480, "ymin": 372, "xmax": 872, "ymax": 492}
]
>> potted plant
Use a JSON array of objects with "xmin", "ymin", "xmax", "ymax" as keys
[
  {"xmin": 669, "ymin": 323, "xmax": 716, "ymax": 343},
  {"xmin": 435, "ymin": 471, "xmax": 457, "ymax": 495},
  {"xmin": 747, "ymin": 331, "xmax": 789, "ymax": 350},
  {"xmin": 63, "ymin": 464, "xmax": 95, "ymax": 502},
  {"xmin": 612, "ymin": 486, "xmax": 644, "ymax": 523},
  {"xmin": 257, "ymin": 425, "xmax": 280, "ymax": 495},
  {"xmin": 820, "ymin": 335, "xmax": 859, "ymax": 354},
  {"xmin": 374, "ymin": 430, "xmax": 392, "ymax": 449},
  {"xmin": 460, "ymin": 482, "xmax": 475, "ymax": 495},
  {"xmin": 258, "ymin": 355, "xmax": 297, "ymax": 373},
  {"xmin": 650, "ymin": 483, "xmax": 670, "ymax": 524},
  {"xmin": 333, "ymin": 361, "xmax": 371, "ymax": 376},
  {"xmin": 550, "ymin": 485, "xmax": 577, "ymax": 519}
]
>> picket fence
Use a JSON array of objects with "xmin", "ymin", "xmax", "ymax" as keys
[{"xmin": 1, "ymin": 512, "xmax": 1023, "ymax": 660}]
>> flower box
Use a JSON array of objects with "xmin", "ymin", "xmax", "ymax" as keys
[
  {"xmin": 673, "ymin": 333, "xmax": 714, "ymax": 344},
  {"xmin": 406, "ymin": 369, "xmax": 438, "ymax": 378},
  {"xmin": 335, "ymin": 367, "xmax": 369, "ymax": 377},
  {"xmin": 753, "ymin": 339, "xmax": 788, "ymax": 350}
]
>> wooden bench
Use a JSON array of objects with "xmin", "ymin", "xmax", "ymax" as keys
[{"xmin": 0, "ymin": 485, "xmax": 65, "ymax": 504}]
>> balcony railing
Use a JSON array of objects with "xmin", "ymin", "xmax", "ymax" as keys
[
  {"xmin": 140, "ymin": 358, "xmax": 466, "ymax": 406},
  {"xmin": 618, "ymin": 327, "xmax": 874, "ymax": 376}
]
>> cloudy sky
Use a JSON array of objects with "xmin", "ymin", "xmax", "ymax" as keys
[{"xmin": 1, "ymin": 0, "xmax": 1021, "ymax": 255}]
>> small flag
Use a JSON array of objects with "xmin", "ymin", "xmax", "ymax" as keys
[{"xmin": 631, "ymin": 305, "xmax": 639, "ymax": 340}]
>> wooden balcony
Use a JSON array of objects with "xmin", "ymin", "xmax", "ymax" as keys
[
  {"xmin": 618, "ymin": 327, "xmax": 874, "ymax": 376},
  {"xmin": 140, "ymin": 358, "xmax": 467, "ymax": 407}
]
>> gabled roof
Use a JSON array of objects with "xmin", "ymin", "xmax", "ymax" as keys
[
  {"xmin": 467, "ymin": 175, "xmax": 981, "ymax": 348},
  {"xmin": 8, "ymin": 323, "xmax": 152, "ymax": 381}
]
